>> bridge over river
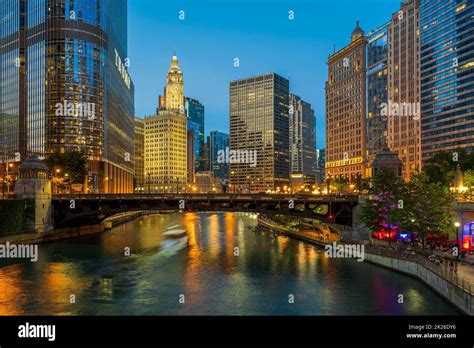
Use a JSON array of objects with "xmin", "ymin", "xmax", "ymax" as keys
[{"xmin": 52, "ymin": 193, "xmax": 361, "ymax": 230}]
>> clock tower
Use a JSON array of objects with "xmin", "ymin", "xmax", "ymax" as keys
[{"xmin": 164, "ymin": 54, "xmax": 184, "ymax": 112}]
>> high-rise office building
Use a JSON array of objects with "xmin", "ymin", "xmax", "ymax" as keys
[
  {"xmin": 289, "ymin": 93, "xmax": 317, "ymax": 183},
  {"xmin": 185, "ymin": 97, "xmax": 205, "ymax": 171},
  {"xmin": 134, "ymin": 118, "xmax": 145, "ymax": 192},
  {"xmin": 208, "ymin": 130, "xmax": 230, "ymax": 180},
  {"xmin": 326, "ymin": 22, "xmax": 368, "ymax": 181},
  {"xmin": 0, "ymin": 0, "xmax": 135, "ymax": 193},
  {"xmin": 387, "ymin": 0, "xmax": 421, "ymax": 180},
  {"xmin": 366, "ymin": 21, "xmax": 390, "ymax": 165},
  {"xmin": 420, "ymin": 0, "xmax": 474, "ymax": 160},
  {"xmin": 187, "ymin": 118, "xmax": 201, "ymax": 175},
  {"xmin": 200, "ymin": 140, "xmax": 210, "ymax": 173},
  {"xmin": 229, "ymin": 73, "xmax": 290, "ymax": 193},
  {"xmin": 316, "ymin": 148, "xmax": 326, "ymax": 183},
  {"xmin": 187, "ymin": 129, "xmax": 195, "ymax": 185},
  {"xmin": 145, "ymin": 55, "xmax": 187, "ymax": 193}
]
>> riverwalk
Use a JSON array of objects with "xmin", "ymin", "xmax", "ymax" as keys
[
  {"xmin": 257, "ymin": 215, "xmax": 474, "ymax": 315},
  {"xmin": 0, "ymin": 211, "xmax": 157, "ymax": 245}
]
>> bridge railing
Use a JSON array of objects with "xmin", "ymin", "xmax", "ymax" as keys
[{"xmin": 53, "ymin": 193, "xmax": 360, "ymax": 202}]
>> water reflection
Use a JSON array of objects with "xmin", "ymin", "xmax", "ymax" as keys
[{"xmin": 0, "ymin": 212, "xmax": 460, "ymax": 316}]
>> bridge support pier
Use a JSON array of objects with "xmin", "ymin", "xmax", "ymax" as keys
[
  {"xmin": 350, "ymin": 196, "xmax": 370, "ymax": 242},
  {"xmin": 15, "ymin": 157, "xmax": 54, "ymax": 234}
]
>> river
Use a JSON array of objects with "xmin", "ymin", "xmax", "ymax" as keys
[{"xmin": 0, "ymin": 212, "xmax": 460, "ymax": 315}]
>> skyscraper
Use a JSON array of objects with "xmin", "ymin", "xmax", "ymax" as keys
[
  {"xmin": 326, "ymin": 22, "xmax": 368, "ymax": 181},
  {"xmin": 187, "ymin": 129, "xmax": 195, "ymax": 185},
  {"xmin": 185, "ymin": 97, "xmax": 205, "ymax": 171},
  {"xmin": 208, "ymin": 130, "xmax": 230, "ymax": 180},
  {"xmin": 134, "ymin": 118, "xmax": 145, "ymax": 192},
  {"xmin": 0, "ymin": 0, "xmax": 135, "ymax": 193},
  {"xmin": 187, "ymin": 117, "xmax": 201, "ymax": 175},
  {"xmin": 145, "ymin": 55, "xmax": 187, "ymax": 193},
  {"xmin": 420, "ymin": 0, "xmax": 474, "ymax": 160},
  {"xmin": 316, "ymin": 148, "xmax": 326, "ymax": 183},
  {"xmin": 387, "ymin": 0, "xmax": 421, "ymax": 180},
  {"xmin": 229, "ymin": 73, "xmax": 289, "ymax": 193},
  {"xmin": 366, "ymin": 21, "xmax": 390, "ymax": 165},
  {"xmin": 289, "ymin": 93, "xmax": 317, "ymax": 183}
]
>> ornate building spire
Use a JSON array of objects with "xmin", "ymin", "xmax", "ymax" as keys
[
  {"xmin": 351, "ymin": 20, "xmax": 364, "ymax": 42},
  {"xmin": 164, "ymin": 53, "xmax": 184, "ymax": 112}
]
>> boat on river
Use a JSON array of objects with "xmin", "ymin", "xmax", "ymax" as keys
[{"xmin": 161, "ymin": 226, "xmax": 188, "ymax": 252}]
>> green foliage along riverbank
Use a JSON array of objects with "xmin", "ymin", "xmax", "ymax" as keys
[{"xmin": 0, "ymin": 200, "xmax": 25, "ymax": 236}]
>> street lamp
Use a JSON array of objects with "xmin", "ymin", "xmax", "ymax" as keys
[
  {"xmin": 64, "ymin": 173, "xmax": 70, "ymax": 194},
  {"xmin": 54, "ymin": 168, "xmax": 62, "ymax": 194},
  {"xmin": 5, "ymin": 163, "xmax": 14, "ymax": 196},
  {"xmin": 454, "ymin": 222, "xmax": 461, "ymax": 251},
  {"xmin": 230, "ymin": 170, "xmax": 236, "ymax": 193}
]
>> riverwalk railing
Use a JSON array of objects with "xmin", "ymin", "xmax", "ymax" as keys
[
  {"xmin": 258, "ymin": 215, "xmax": 474, "ymax": 297},
  {"xmin": 365, "ymin": 245, "xmax": 473, "ymax": 296}
]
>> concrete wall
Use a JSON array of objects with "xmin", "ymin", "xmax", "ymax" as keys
[
  {"xmin": 350, "ymin": 198, "xmax": 371, "ymax": 241},
  {"xmin": 365, "ymin": 253, "xmax": 473, "ymax": 315}
]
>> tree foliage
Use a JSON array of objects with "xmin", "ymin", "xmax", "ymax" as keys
[
  {"xmin": 361, "ymin": 170, "xmax": 405, "ymax": 240},
  {"xmin": 353, "ymin": 173, "xmax": 370, "ymax": 193},
  {"xmin": 45, "ymin": 151, "xmax": 87, "ymax": 184},
  {"xmin": 424, "ymin": 149, "xmax": 474, "ymax": 186},
  {"xmin": 361, "ymin": 170, "xmax": 453, "ymax": 246},
  {"xmin": 332, "ymin": 177, "xmax": 349, "ymax": 194}
]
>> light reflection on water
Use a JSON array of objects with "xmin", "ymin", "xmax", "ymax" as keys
[{"xmin": 0, "ymin": 212, "xmax": 461, "ymax": 315}]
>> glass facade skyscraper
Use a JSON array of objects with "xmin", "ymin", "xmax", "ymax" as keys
[
  {"xmin": 0, "ymin": 0, "xmax": 134, "ymax": 193},
  {"xmin": 420, "ymin": 0, "xmax": 474, "ymax": 160},
  {"xmin": 187, "ymin": 118, "xmax": 201, "ymax": 170},
  {"xmin": 185, "ymin": 97, "xmax": 205, "ymax": 171},
  {"xmin": 289, "ymin": 93, "xmax": 317, "ymax": 182},
  {"xmin": 208, "ymin": 130, "xmax": 229, "ymax": 180},
  {"xmin": 366, "ymin": 21, "xmax": 389, "ymax": 164}
]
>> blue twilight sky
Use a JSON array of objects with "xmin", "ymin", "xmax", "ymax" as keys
[{"xmin": 128, "ymin": 0, "xmax": 401, "ymax": 148}]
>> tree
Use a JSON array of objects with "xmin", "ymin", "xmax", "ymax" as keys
[
  {"xmin": 464, "ymin": 170, "xmax": 474, "ymax": 187},
  {"xmin": 424, "ymin": 149, "xmax": 474, "ymax": 187},
  {"xmin": 332, "ymin": 177, "xmax": 349, "ymax": 194},
  {"xmin": 46, "ymin": 151, "xmax": 87, "ymax": 185},
  {"xmin": 462, "ymin": 170, "xmax": 474, "ymax": 201},
  {"xmin": 361, "ymin": 170, "xmax": 406, "ymax": 244},
  {"xmin": 401, "ymin": 173, "xmax": 453, "ymax": 248},
  {"xmin": 353, "ymin": 173, "xmax": 370, "ymax": 193}
]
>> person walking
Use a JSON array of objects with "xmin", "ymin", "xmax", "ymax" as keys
[
  {"xmin": 454, "ymin": 262, "xmax": 458, "ymax": 276},
  {"xmin": 449, "ymin": 261, "xmax": 454, "ymax": 275}
]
